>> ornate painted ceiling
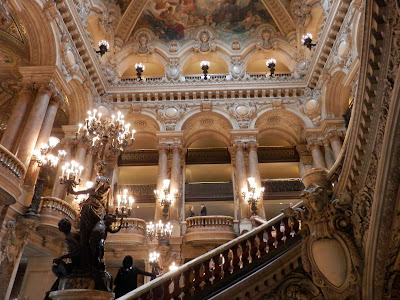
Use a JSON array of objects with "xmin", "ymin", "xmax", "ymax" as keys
[{"xmin": 132, "ymin": 0, "xmax": 279, "ymax": 42}]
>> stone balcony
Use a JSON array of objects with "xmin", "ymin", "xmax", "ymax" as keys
[
  {"xmin": 38, "ymin": 197, "xmax": 78, "ymax": 227},
  {"xmin": 37, "ymin": 197, "xmax": 79, "ymax": 242},
  {"xmin": 183, "ymin": 216, "xmax": 236, "ymax": 245},
  {"xmin": 107, "ymin": 218, "xmax": 147, "ymax": 246},
  {"xmin": 0, "ymin": 145, "xmax": 26, "ymax": 205}
]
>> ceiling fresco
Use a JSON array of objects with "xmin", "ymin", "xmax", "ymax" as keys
[
  {"xmin": 116, "ymin": 0, "xmax": 133, "ymax": 14},
  {"xmin": 132, "ymin": 0, "xmax": 279, "ymax": 43}
]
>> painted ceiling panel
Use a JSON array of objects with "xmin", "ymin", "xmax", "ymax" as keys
[{"xmin": 132, "ymin": 0, "xmax": 279, "ymax": 42}]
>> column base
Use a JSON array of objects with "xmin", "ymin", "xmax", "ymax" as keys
[{"xmin": 49, "ymin": 289, "xmax": 114, "ymax": 300}]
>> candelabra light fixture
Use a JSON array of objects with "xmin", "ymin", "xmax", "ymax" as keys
[
  {"xmin": 115, "ymin": 188, "xmax": 134, "ymax": 218},
  {"xmin": 96, "ymin": 40, "xmax": 109, "ymax": 56},
  {"xmin": 266, "ymin": 58, "xmax": 276, "ymax": 77},
  {"xmin": 301, "ymin": 33, "xmax": 316, "ymax": 50},
  {"xmin": 76, "ymin": 109, "xmax": 135, "ymax": 175},
  {"xmin": 135, "ymin": 63, "xmax": 145, "ymax": 81},
  {"xmin": 32, "ymin": 137, "xmax": 65, "ymax": 167},
  {"xmin": 242, "ymin": 177, "xmax": 265, "ymax": 216},
  {"xmin": 60, "ymin": 160, "xmax": 84, "ymax": 186},
  {"xmin": 26, "ymin": 137, "xmax": 66, "ymax": 219},
  {"xmin": 146, "ymin": 220, "xmax": 173, "ymax": 243},
  {"xmin": 200, "ymin": 60, "xmax": 210, "ymax": 80},
  {"xmin": 154, "ymin": 179, "xmax": 177, "ymax": 220}
]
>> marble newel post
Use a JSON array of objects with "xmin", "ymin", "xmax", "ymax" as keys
[
  {"xmin": 307, "ymin": 140, "xmax": 327, "ymax": 169},
  {"xmin": 170, "ymin": 145, "xmax": 182, "ymax": 222},
  {"xmin": 16, "ymin": 85, "xmax": 53, "ymax": 168},
  {"xmin": 155, "ymin": 145, "xmax": 169, "ymax": 220},
  {"xmin": 247, "ymin": 143, "xmax": 266, "ymax": 219},
  {"xmin": 0, "ymin": 85, "xmax": 34, "ymax": 153},
  {"xmin": 233, "ymin": 142, "xmax": 247, "ymax": 221}
]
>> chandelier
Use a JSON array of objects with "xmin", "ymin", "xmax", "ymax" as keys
[
  {"xmin": 76, "ymin": 109, "xmax": 135, "ymax": 175},
  {"xmin": 32, "ymin": 137, "xmax": 65, "ymax": 168},
  {"xmin": 146, "ymin": 220, "xmax": 173, "ymax": 243},
  {"xmin": 115, "ymin": 188, "xmax": 134, "ymax": 218},
  {"xmin": 154, "ymin": 179, "xmax": 177, "ymax": 220},
  {"xmin": 242, "ymin": 177, "xmax": 265, "ymax": 216}
]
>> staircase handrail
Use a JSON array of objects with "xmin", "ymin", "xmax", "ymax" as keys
[{"xmin": 120, "ymin": 201, "xmax": 303, "ymax": 300}]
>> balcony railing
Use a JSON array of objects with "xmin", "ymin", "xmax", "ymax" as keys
[
  {"xmin": 261, "ymin": 178, "xmax": 304, "ymax": 192},
  {"xmin": 120, "ymin": 203, "xmax": 302, "ymax": 300},
  {"xmin": 108, "ymin": 218, "xmax": 147, "ymax": 245},
  {"xmin": 0, "ymin": 144, "xmax": 26, "ymax": 179},
  {"xmin": 184, "ymin": 216, "xmax": 236, "ymax": 244},
  {"xmin": 39, "ymin": 197, "xmax": 78, "ymax": 221},
  {"xmin": 119, "ymin": 146, "xmax": 299, "ymax": 166}
]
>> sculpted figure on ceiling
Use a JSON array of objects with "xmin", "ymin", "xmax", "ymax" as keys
[
  {"xmin": 132, "ymin": 30, "xmax": 154, "ymax": 54},
  {"xmin": 193, "ymin": 29, "xmax": 216, "ymax": 53}
]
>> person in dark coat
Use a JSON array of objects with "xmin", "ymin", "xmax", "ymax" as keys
[
  {"xmin": 200, "ymin": 204, "xmax": 207, "ymax": 216},
  {"xmin": 114, "ymin": 255, "xmax": 157, "ymax": 298}
]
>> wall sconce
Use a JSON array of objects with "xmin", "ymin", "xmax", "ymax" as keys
[
  {"xmin": 154, "ymin": 179, "xmax": 177, "ymax": 220},
  {"xmin": 96, "ymin": 40, "xmax": 109, "ymax": 56},
  {"xmin": 146, "ymin": 220, "xmax": 173, "ymax": 243},
  {"xmin": 266, "ymin": 58, "xmax": 276, "ymax": 77},
  {"xmin": 200, "ymin": 60, "xmax": 210, "ymax": 80},
  {"xmin": 241, "ymin": 177, "xmax": 265, "ymax": 216},
  {"xmin": 301, "ymin": 33, "xmax": 316, "ymax": 50},
  {"xmin": 135, "ymin": 63, "xmax": 145, "ymax": 81},
  {"xmin": 116, "ymin": 188, "xmax": 134, "ymax": 218}
]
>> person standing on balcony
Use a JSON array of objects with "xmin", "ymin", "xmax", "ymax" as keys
[
  {"xmin": 200, "ymin": 204, "xmax": 207, "ymax": 216},
  {"xmin": 113, "ymin": 255, "xmax": 158, "ymax": 298},
  {"xmin": 188, "ymin": 205, "xmax": 195, "ymax": 217}
]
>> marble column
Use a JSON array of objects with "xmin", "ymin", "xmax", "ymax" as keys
[
  {"xmin": 307, "ymin": 140, "xmax": 327, "ymax": 169},
  {"xmin": 247, "ymin": 143, "xmax": 266, "ymax": 219},
  {"xmin": 323, "ymin": 139, "xmax": 335, "ymax": 169},
  {"xmin": 328, "ymin": 133, "xmax": 343, "ymax": 159},
  {"xmin": 0, "ymin": 85, "xmax": 34, "ymax": 153},
  {"xmin": 23, "ymin": 99, "xmax": 60, "ymax": 206},
  {"xmin": 169, "ymin": 145, "xmax": 182, "ymax": 221},
  {"xmin": 233, "ymin": 143, "xmax": 247, "ymax": 220},
  {"xmin": 154, "ymin": 145, "xmax": 169, "ymax": 220},
  {"xmin": 16, "ymin": 85, "xmax": 53, "ymax": 168},
  {"xmin": 296, "ymin": 145, "xmax": 313, "ymax": 177},
  {"xmin": 81, "ymin": 150, "xmax": 94, "ymax": 185}
]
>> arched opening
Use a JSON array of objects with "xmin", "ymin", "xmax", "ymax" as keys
[{"xmin": 182, "ymin": 53, "xmax": 229, "ymax": 75}]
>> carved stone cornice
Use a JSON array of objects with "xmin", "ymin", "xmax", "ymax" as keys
[{"xmin": 19, "ymin": 66, "xmax": 72, "ymax": 97}]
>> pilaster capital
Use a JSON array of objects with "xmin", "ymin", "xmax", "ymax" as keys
[
  {"xmin": 327, "ymin": 130, "xmax": 343, "ymax": 142},
  {"xmin": 322, "ymin": 139, "xmax": 332, "ymax": 148},
  {"xmin": 306, "ymin": 139, "xmax": 322, "ymax": 151},
  {"xmin": 247, "ymin": 142, "xmax": 259, "ymax": 151},
  {"xmin": 232, "ymin": 142, "xmax": 246, "ymax": 150}
]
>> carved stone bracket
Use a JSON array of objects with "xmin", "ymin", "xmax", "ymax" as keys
[{"xmin": 284, "ymin": 169, "xmax": 360, "ymax": 299}]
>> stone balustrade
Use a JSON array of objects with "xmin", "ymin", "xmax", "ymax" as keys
[
  {"xmin": 39, "ymin": 197, "xmax": 78, "ymax": 222},
  {"xmin": 0, "ymin": 145, "xmax": 26, "ymax": 180},
  {"xmin": 107, "ymin": 218, "xmax": 147, "ymax": 245},
  {"xmin": 120, "ymin": 204, "xmax": 302, "ymax": 300},
  {"xmin": 0, "ymin": 145, "xmax": 26, "ymax": 205},
  {"xmin": 184, "ymin": 216, "xmax": 236, "ymax": 245}
]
